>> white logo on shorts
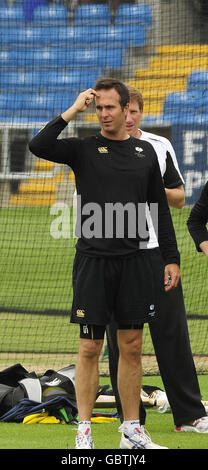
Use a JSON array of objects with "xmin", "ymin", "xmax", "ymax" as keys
[{"xmin": 148, "ymin": 304, "xmax": 155, "ymax": 317}]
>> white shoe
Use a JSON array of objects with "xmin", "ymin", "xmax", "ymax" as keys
[
  {"xmin": 175, "ymin": 416, "xmax": 208, "ymax": 433},
  {"xmin": 75, "ymin": 430, "xmax": 94, "ymax": 449},
  {"xmin": 119, "ymin": 424, "xmax": 168, "ymax": 449}
]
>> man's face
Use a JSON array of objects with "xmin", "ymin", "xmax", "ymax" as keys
[
  {"xmin": 95, "ymin": 88, "xmax": 129, "ymax": 137},
  {"xmin": 125, "ymin": 99, "xmax": 143, "ymax": 137}
]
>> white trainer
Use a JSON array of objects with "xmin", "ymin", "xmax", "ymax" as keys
[
  {"xmin": 119, "ymin": 424, "xmax": 168, "ymax": 449},
  {"xmin": 75, "ymin": 430, "xmax": 94, "ymax": 449},
  {"xmin": 175, "ymin": 416, "xmax": 208, "ymax": 433}
]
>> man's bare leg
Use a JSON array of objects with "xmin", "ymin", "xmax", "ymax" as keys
[
  {"xmin": 75, "ymin": 338, "xmax": 104, "ymax": 420},
  {"xmin": 116, "ymin": 329, "xmax": 167, "ymax": 448},
  {"xmin": 117, "ymin": 329, "xmax": 143, "ymax": 421}
]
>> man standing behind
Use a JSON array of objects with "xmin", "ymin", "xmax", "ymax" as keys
[
  {"xmin": 29, "ymin": 78, "xmax": 180, "ymax": 449},
  {"xmin": 187, "ymin": 181, "xmax": 208, "ymax": 259},
  {"xmin": 106, "ymin": 84, "xmax": 208, "ymax": 434}
]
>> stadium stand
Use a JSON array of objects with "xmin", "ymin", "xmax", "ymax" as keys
[
  {"xmin": 33, "ymin": 3, "xmax": 69, "ymax": 24},
  {"xmin": 114, "ymin": 3, "xmax": 152, "ymax": 25},
  {"xmin": 0, "ymin": 5, "xmax": 25, "ymax": 24},
  {"xmin": 73, "ymin": 3, "xmax": 111, "ymax": 25},
  {"xmin": 129, "ymin": 44, "xmax": 208, "ymax": 122},
  {"xmin": 0, "ymin": 3, "xmax": 207, "ymax": 198}
]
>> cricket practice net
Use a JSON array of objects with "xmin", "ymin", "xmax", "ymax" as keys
[{"xmin": 0, "ymin": 0, "xmax": 208, "ymax": 375}]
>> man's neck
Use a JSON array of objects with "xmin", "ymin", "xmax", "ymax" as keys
[
  {"xmin": 101, "ymin": 129, "xmax": 130, "ymax": 141},
  {"xmin": 134, "ymin": 129, "xmax": 142, "ymax": 139}
]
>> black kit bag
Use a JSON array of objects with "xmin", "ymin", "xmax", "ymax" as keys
[{"xmin": 0, "ymin": 363, "xmax": 77, "ymax": 423}]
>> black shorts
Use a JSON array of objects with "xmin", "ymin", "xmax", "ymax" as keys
[{"xmin": 70, "ymin": 251, "xmax": 157, "ymax": 327}]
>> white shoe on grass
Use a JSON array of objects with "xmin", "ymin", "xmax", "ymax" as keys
[
  {"xmin": 175, "ymin": 416, "xmax": 208, "ymax": 433},
  {"xmin": 75, "ymin": 430, "xmax": 94, "ymax": 449},
  {"xmin": 119, "ymin": 424, "xmax": 168, "ymax": 449}
]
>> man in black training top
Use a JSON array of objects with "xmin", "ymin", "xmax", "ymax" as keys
[{"xmin": 29, "ymin": 78, "xmax": 180, "ymax": 449}]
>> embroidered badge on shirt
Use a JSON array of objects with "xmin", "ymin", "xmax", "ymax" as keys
[
  {"xmin": 135, "ymin": 147, "xmax": 145, "ymax": 157},
  {"xmin": 98, "ymin": 147, "xmax": 108, "ymax": 154}
]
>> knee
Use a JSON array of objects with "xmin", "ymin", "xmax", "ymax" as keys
[
  {"xmin": 118, "ymin": 331, "xmax": 143, "ymax": 360},
  {"xmin": 79, "ymin": 339, "xmax": 103, "ymax": 361}
]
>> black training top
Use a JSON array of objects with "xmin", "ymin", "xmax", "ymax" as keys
[
  {"xmin": 29, "ymin": 115, "xmax": 180, "ymax": 265},
  {"xmin": 187, "ymin": 181, "xmax": 208, "ymax": 251}
]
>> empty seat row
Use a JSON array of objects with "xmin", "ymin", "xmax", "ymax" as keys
[
  {"xmin": 163, "ymin": 86, "xmax": 208, "ymax": 124},
  {"xmin": 0, "ymin": 68, "xmax": 102, "ymax": 91},
  {"xmin": 162, "ymin": 112, "xmax": 208, "ymax": 125},
  {"xmin": 0, "ymin": 3, "xmax": 152, "ymax": 25},
  {"xmin": 0, "ymin": 46, "xmax": 126, "ymax": 69},
  {"xmin": 187, "ymin": 70, "xmax": 208, "ymax": 90},
  {"xmin": 163, "ymin": 90, "xmax": 208, "ymax": 113},
  {"xmin": 0, "ymin": 24, "xmax": 147, "ymax": 48},
  {"xmin": 0, "ymin": 91, "xmax": 77, "ymax": 112}
]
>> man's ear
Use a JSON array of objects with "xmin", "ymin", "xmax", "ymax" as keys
[{"xmin": 124, "ymin": 102, "xmax": 130, "ymax": 114}]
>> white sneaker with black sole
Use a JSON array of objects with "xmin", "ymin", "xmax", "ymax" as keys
[{"xmin": 119, "ymin": 424, "xmax": 168, "ymax": 449}]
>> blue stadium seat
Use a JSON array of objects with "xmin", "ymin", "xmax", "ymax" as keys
[
  {"xmin": 104, "ymin": 25, "xmax": 146, "ymax": 47},
  {"xmin": 14, "ymin": 109, "xmax": 54, "ymax": 121},
  {"xmin": 187, "ymin": 70, "xmax": 208, "ymax": 90},
  {"xmin": 201, "ymin": 89, "xmax": 208, "ymax": 113},
  {"xmin": 0, "ymin": 27, "xmax": 48, "ymax": 46},
  {"xmin": 10, "ymin": 48, "xmax": 74, "ymax": 67},
  {"xmin": 49, "ymin": 25, "xmax": 109, "ymax": 46},
  {"xmin": 33, "ymin": 4, "xmax": 68, "ymax": 24},
  {"xmin": 43, "ymin": 69, "xmax": 101, "ymax": 91},
  {"xmin": 21, "ymin": 47, "xmax": 103, "ymax": 68},
  {"xmin": 115, "ymin": 4, "xmax": 152, "ymax": 25},
  {"xmin": 0, "ymin": 6, "xmax": 25, "ymax": 24},
  {"xmin": 54, "ymin": 25, "xmax": 130, "ymax": 48},
  {"xmin": 122, "ymin": 24, "xmax": 146, "ymax": 47},
  {"xmin": 163, "ymin": 91, "xmax": 203, "ymax": 114},
  {"xmin": 74, "ymin": 4, "xmax": 111, "ymax": 25},
  {"xmin": 0, "ymin": 50, "xmax": 12, "ymax": 67},
  {"xmin": 66, "ymin": 48, "xmax": 105, "ymax": 68},
  {"xmin": 100, "ymin": 47, "xmax": 125, "ymax": 69},
  {"xmin": 163, "ymin": 91, "xmax": 205, "ymax": 124},
  {"xmin": 23, "ymin": 0, "xmax": 47, "ymax": 22},
  {"xmin": 0, "ymin": 93, "xmax": 8, "ymax": 109},
  {"xmin": 0, "ymin": 71, "xmax": 46, "ymax": 90},
  {"xmin": 0, "ymin": 91, "xmax": 77, "ymax": 117},
  {"xmin": 46, "ymin": 91, "xmax": 77, "ymax": 112}
]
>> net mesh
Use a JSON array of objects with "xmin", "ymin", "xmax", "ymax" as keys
[{"xmin": 0, "ymin": 0, "xmax": 208, "ymax": 375}]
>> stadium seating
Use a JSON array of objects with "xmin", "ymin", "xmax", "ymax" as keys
[
  {"xmin": 33, "ymin": 4, "xmax": 68, "ymax": 24},
  {"xmin": 187, "ymin": 70, "xmax": 208, "ymax": 90},
  {"xmin": 0, "ymin": 6, "xmax": 25, "ymax": 24},
  {"xmin": 163, "ymin": 90, "xmax": 204, "ymax": 114},
  {"xmin": 0, "ymin": 91, "xmax": 76, "ymax": 114},
  {"xmin": 0, "ymin": 27, "xmax": 49, "ymax": 46},
  {"xmin": 74, "ymin": 4, "xmax": 111, "ymax": 25},
  {"xmin": 10, "ymin": 48, "xmax": 77, "ymax": 68},
  {"xmin": 120, "ymin": 24, "xmax": 146, "ymax": 47},
  {"xmin": 114, "ymin": 4, "xmax": 152, "ymax": 25},
  {"xmin": 0, "ymin": 67, "xmax": 100, "ymax": 93},
  {"xmin": 157, "ymin": 44, "xmax": 208, "ymax": 55},
  {"xmin": 163, "ymin": 85, "xmax": 208, "ymax": 124}
]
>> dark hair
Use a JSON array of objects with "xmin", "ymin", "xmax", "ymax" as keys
[{"xmin": 94, "ymin": 77, "xmax": 130, "ymax": 110}]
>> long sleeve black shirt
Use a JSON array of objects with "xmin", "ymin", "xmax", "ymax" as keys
[
  {"xmin": 29, "ymin": 115, "xmax": 180, "ymax": 265},
  {"xmin": 187, "ymin": 181, "xmax": 208, "ymax": 252}
]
